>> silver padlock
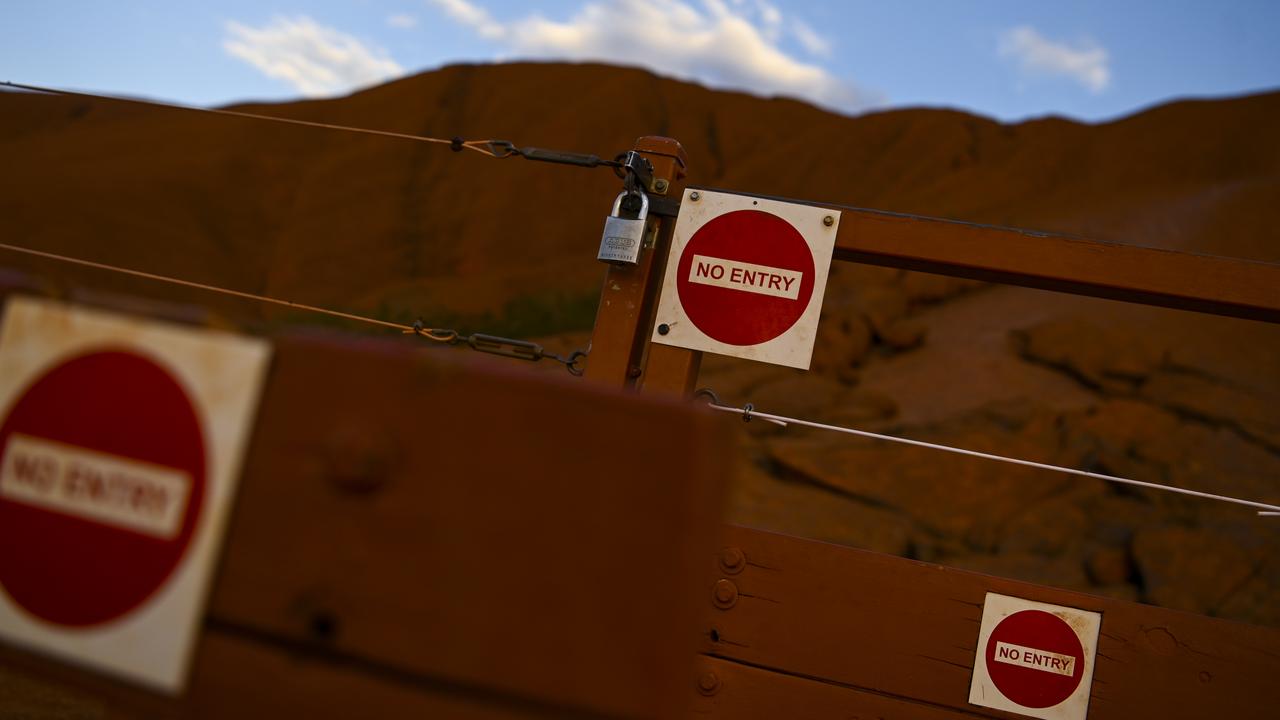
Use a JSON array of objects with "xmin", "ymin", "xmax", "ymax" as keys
[{"xmin": 597, "ymin": 190, "xmax": 649, "ymax": 266}]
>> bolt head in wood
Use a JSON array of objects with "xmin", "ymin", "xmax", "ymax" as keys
[
  {"xmin": 713, "ymin": 579, "xmax": 738, "ymax": 609},
  {"xmin": 697, "ymin": 671, "xmax": 721, "ymax": 696},
  {"xmin": 653, "ymin": 178, "xmax": 669, "ymax": 194},
  {"xmin": 323, "ymin": 425, "xmax": 393, "ymax": 495},
  {"xmin": 719, "ymin": 547, "xmax": 745, "ymax": 574}
]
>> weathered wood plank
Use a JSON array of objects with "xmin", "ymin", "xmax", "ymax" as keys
[
  {"xmin": 206, "ymin": 333, "xmax": 731, "ymax": 718},
  {"xmin": 0, "ymin": 283, "xmax": 732, "ymax": 717},
  {"xmin": 833, "ymin": 207, "xmax": 1280, "ymax": 323},
  {"xmin": 688, "ymin": 654, "xmax": 987, "ymax": 719},
  {"xmin": 0, "ymin": 627, "xmax": 546, "ymax": 719},
  {"xmin": 688, "ymin": 188, "xmax": 1280, "ymax": 323},
  {"xmin": 700, "ymin": 525, "xmax": 1280, "ymax": 719}
]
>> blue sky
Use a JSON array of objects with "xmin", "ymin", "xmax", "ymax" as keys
[{"xmin": 2, "ymin": 1, "xmax": 1277, "ymax": 122}]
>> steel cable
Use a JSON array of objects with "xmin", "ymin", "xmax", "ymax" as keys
[{"xmin": 698, "ymin": 393, "xmax": 1280, "ymax": 515}]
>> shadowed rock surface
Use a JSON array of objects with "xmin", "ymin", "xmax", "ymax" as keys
[{"xmin": 2, "ymin": 63, "xmax": 1277, "ymax": 624}]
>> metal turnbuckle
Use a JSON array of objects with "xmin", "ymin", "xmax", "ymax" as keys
[
  {"xmin": 466, "ymin": 333, "xmax": 544, "ymax": 361},
  {"xmin": 405, "ymin": 324, "xmax": 588, "ymax": 376}
]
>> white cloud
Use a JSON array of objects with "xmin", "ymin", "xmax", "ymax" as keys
[
  {"xmin": 431, "ymin": 0, "xmax": 505, "ymax": 39},
  {"xmin": 750, "ymin": 0, "xmax": 783, "ymax": 42},
  {"xmin": 756, "ymin": 2, "xmax": 782, "ymax": 28},
  {"xmin": 425, "ymin": 0, "xmax": 872, "ymax": 113},
  {"xmin": 791, "ymin": 19, "xmax": 831, "ymax": 58},
  {"xmin": 388, "ymin": 13, "xmax": 418, "ymax": 29},
  {"xmin": 998, "ymin": 25, "xmax": 1110, "ymax": 93},
  {"xmin": 223, "ymin": 16, "xmax": 405, "ymax": 97}
]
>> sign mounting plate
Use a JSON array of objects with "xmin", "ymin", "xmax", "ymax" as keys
[
  {"xmin": 969, "ymin": 592, "xmax": 1102, "ymax": 720},
  {"xmin": 0, "ymin": 297, "xmax": 270, "ymax": 694},
  {"xmin": 651, "ymin": 189, "xmax": 838, "ymax": 369}
]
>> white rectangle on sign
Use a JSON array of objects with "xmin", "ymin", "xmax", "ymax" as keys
[
  {"xmin": 0, "ymin": 434, "xmax": 191, "ymax": 540},
  {"xmin": 993, "ymin": 641, "xmax": 1076, "ymax": 677},
  {"xmin": 687, "ymin": 254, "xmax": 803, "ymax": 300}
]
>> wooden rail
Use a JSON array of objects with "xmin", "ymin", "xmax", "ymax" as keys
[
  {"xmin": 706, "ymin": 189, "xmax": 1280, "ymax": 324},
  {"xmin": 833, "ymin": 207, "xmax": 1280, "ymax": 323},
  {"xmin": 690, "ymin": 526, "xmax": 1280, "ymax": 718}
]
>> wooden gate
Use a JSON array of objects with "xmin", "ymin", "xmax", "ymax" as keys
[
  {"xmin": 1, "ymin": 133, "xmax": 1278, "ymax": 718},
  {"xmin": 0, "ymin": 278, "xmax": 731, "ymax": 718},
  {"xmin": 596, "ymin": 137, "xmax": 1280, "ymax": 718}
]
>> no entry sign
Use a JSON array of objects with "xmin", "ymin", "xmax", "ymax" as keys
[
  {"xmin": 0, "ymin": 297, "xmax": 270, "ymax": 693},
  {"xmin": 969, "ymin": 593, "xmax": 1101, "ymax": 720},
  {"xmin": 652, "ymin": 189, "xmax": 838, "ymax": 369},
  {"xmin": 0, "ymin": 352, "xmax": 206, "ymax": 627}
]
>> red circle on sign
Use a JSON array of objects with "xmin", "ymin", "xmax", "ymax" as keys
[
  {"xmin": 985, "ymin": 610, "xmax": 1086, "ymax": 709},
  {"xmin": 676, "ymin": 209, "xmax": 814, "ymax": 346},
  {"xmin": 0, "ymin": 350, "xmax": 205, "ymax": 627}
]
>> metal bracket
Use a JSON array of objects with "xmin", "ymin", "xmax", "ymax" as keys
[
  {"xmin": 647, "ymin": 196, "xmax": 682, "ymax": 218},
  {"xmin": 619, "ymin": 151, "xmax": 655, "ymax": 194}
]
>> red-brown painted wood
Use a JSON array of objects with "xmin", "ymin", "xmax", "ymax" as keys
[
  {"xmin": 585, "ymin": 137, "xmax": 689, "ymax": 387},
  {"xmin": 0, "ymin": 630, "xmax": 542, "ymax": 720},
  {"xmin": 690, "ymin": 188, "xmax": 1280, "ymax": 323},
  {"xmin": 0, "ymin": 286, "xmax": 732, "ymax": 718},
  {"xmin": 688, "ymin": 654, "xmax": 982, "ymax": 719},
  {"xmin": 695, "ymin": 526, "xmax": 1280, "ymax": 719},
  {"xmin": 831, "ymin": 206, "xmax": 1280, "ymax": 323}
]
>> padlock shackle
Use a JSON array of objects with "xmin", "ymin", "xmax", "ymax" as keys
[{"xmin": 610, "ymin": 189, "xmax": 650, "ymax": 219}]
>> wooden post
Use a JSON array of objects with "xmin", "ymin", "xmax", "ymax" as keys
[
  {"xmin": 583, "ymin": 137, "xmax": 702, "ymax": 394},
  {"xmin": 638, "ymin": 339, "xmax": 702, "ymax": 398}
]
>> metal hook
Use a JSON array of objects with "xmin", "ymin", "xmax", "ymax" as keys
[
  {"xmin": 742, "ymin": 403, "xmax": 754, "ymax": 423},
  {"xmin": 483, "ymin": 140, "xmax": 518, "ymax": 158},
  {"xmin": 403, "ymin": 319, "xmax": 458, "ymax": 343},
  {"xmin": 565, "ymin": 349, "xmax": 587, "ymax": 377},
  {"xmin": 693, "ymin": 388, "xmax": 722, "ymax": 406}
]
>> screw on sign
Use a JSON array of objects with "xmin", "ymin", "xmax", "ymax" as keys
[{"xmin": 0, "ymin": 350, "xmax": 205, "ymax": 626}]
